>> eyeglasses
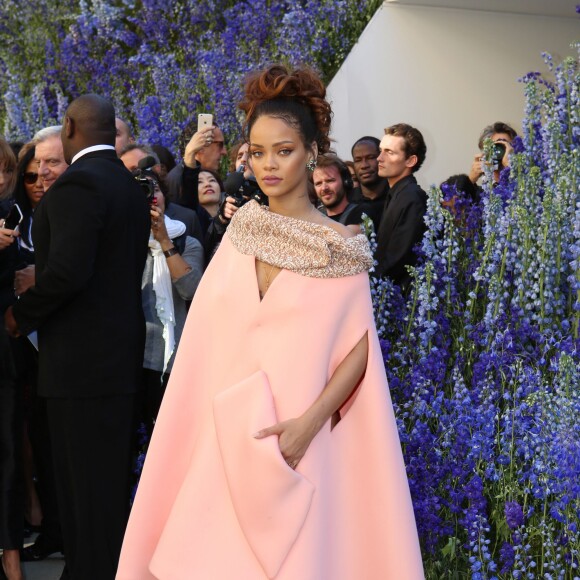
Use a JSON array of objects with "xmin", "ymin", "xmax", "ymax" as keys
[{"xmin": 23, "ymin": 172, "xmax": 40, "ymax": 185}]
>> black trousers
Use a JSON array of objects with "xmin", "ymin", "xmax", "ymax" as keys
[
  {"xmin": 27, "ymin": 395, "xmax": 62, "ymax": 545},
  {"xmin": 0, "ymin": 383, "xmax": 23, "ymax": 549},
  {"xmin": 46, "ymin": 394, "xmax": 135, "ymax": 580},
  {"xmin": 0, "ymin": 328, "xmax": 23, "ymax": 549},
  {"xmin": 139, "ymin": 368, "xmax": 170, "ymax": 437}
]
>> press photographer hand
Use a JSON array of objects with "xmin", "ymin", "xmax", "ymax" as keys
[
  {"xmin": 150, "ymin": 205, "xmax": 170, "ymax": 245},
  {"xmin": 469, "ymin": 154, "xmax": 484, "ymax": 183},
  {"xmin": 218, "ymin": 196, "xmax": 240, "ymax": 224}
]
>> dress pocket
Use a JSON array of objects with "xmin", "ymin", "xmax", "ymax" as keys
[{"xmin": 213, "ymin": 370, "xmax": 315, "ymax": 579}]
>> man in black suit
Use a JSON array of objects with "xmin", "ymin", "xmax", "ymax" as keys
[
  {"xmin": 5, "ymin": 94, "xmax": 150, "ymax": 580},
  {"xmin": 374, "ymin": 123, "xmax": 428, "ymax": 290}
]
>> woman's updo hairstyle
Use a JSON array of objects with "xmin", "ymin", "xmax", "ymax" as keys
[{"xmin": 239, "ymin": 64, "xmax": 332, "ymax": 155}]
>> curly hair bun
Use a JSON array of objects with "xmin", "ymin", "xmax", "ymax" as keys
[{"xmin": 239, "ymin": 64, "xmax": 332, "ymax": 154}]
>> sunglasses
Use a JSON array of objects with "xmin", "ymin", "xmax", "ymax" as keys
[{"xmin": 23, "ymin": 172, "xmax": 40, "ymax": 185}]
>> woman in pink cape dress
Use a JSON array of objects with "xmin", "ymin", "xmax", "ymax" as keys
[{"xmin": 117, "ymin": 65, "xmax": 424, "ymax": 580}]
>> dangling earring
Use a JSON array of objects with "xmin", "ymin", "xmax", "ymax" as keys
[{"xmin": 306, "ymin": 158, "xmax": 317, "ymax": 172}]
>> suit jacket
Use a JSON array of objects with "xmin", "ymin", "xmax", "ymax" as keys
[
  {"xmin": 12, "ymin": 149, "xmax": 150, "ymax": 398},
  {"xmin": 374, "ymin": 174, "xmax": 427, "ymax": 284}
]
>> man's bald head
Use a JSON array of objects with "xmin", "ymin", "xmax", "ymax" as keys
[{"xmin": 61, "ymin": 94, "xmax": 116, "ymax": 164}]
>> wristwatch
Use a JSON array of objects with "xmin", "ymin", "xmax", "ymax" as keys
[{"xmin": 163, "ymin": 246, "xmax": 179, "ymax": 258}]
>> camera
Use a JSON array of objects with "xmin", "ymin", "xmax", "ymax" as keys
[
  {"xmin": 491, "ymin": 142, "xmax": 506, "ymax": 170},
  {"xmin": 134, "ymin": 173, "xmax": 156, "ymax": 206},
  {"xmin": 131, "ymin": 156, "xmax": 159, "ymax": 206},
  {"xmin": 231, "ymin": 176, "xmax": 267, "ymax": 207},
  {"xmin": 222, "ymin": 169, "xmax": 267, "ymax": 214}
]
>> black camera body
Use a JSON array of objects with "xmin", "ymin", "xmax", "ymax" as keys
[
  {"xmin": 491, "ymin": 142, "xmax": 506, "ymax": 170},
  {"xmin": 131, "ymin": 156, "xmax": 159, "ymax": 206},
  {"xmin": 230, "ymin": 176, "xmax": 267, "ymax": 207},
  {"xmin": 222, "ymin": 171, "xmax": 267, "ymax": 215},
  {"xmin": 133, "ymin": 173, "xmax": 155, "ymax": 206}
]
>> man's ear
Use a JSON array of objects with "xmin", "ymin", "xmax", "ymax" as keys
[
  {"xmin": 64, "ymin": 116, "xmax": 75, "ymax": 139},
  {"xmin": 405, "ymin": 154, "xmax": 418, "ymax": 169}
]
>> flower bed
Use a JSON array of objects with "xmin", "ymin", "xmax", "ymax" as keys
[
  {"xmin": 0, "ymin": 0, "xmax": 380, "ymax": 151},
  {"xmin": 369, "ymin": 48, "xmax": 580, "ymax": 578}
]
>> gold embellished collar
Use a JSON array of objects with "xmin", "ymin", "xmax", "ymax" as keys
[{"xmin": 227, "ymin": 201, "xmax": 373, "ymax": 278}]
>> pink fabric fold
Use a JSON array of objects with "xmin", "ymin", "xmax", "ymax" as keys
[{"xmin": 213, "ymin": 370, "xmax": 314, "ymax": 578}]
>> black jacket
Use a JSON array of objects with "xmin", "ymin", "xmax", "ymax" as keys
[
  {"xmin": 374, "ymin": 174, "xmax": 427, "ymax": 285},
  {"xmin": 12, "ymin": 149, "xmax": 150, "ymax": 397}
]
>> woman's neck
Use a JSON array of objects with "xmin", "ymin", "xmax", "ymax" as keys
[
  {"xmin": 268, "ymin": 194, "xmax": 317, "ymax": 222},
  {"xmin": 201, "ymin": 202, "xmax": 220, "ymax": 218}
]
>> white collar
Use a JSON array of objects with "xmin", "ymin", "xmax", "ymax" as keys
[{"xmin": 71, "ymin": 145, "xmax": 116, "ymax": 164}]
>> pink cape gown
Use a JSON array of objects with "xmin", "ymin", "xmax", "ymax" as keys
[{"xmin": 117, "ymin": 233, "xmax": 424, "ymax": 579}]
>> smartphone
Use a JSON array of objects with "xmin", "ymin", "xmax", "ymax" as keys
[
  {"xmin": 3, "ymin": 203, "xmax": 23, "ymax": 232},
  {"xmin": 198, "ymin": 113, "xmax": 213, "ymax": 131}
]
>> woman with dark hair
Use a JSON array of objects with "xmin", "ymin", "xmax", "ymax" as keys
[
  {"xmin": 118, "ymin": 66, "xmax": 424, "ymax": 579},
  {"xmin": 11, "ymin": 144, "xmax": 45, "ymax": 532},
  {"xmin": 196, "ymin": 168, "xmax": 223, "ymax": 224},
  {"xmin": 0, "ymin": 138, "xmax": 16, "ymax": 218},
  {"xmin": 12, "ymin": 145, "xmax": 43, "ymax": 266},
  {"xmin": 0, "ymin": 138, "xmax": 24, "ymax": 580}
]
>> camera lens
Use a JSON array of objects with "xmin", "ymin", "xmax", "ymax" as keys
[{"xmin": 491, "ymin": 142, "xmax": 506, "ymax": 164}]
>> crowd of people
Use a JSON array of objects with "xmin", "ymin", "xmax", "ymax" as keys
[{"xmin": 0, "ymin": 62, "xmax": 517, "ymax": 580}]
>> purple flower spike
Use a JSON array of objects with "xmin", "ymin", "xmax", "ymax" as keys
[{"xmin": 505, "ymin": 501, "xmax": 525, "ymax": 530}]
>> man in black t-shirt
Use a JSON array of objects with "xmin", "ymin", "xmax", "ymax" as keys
[
  {"xmin": 349, "ymin": 136, "xmax": 390, "ymax": 230},
  {"xmin": 375, "ymin": 123, "xmax": 428, "ymax": 289},
  {"xmin": 313, "ymin": 154, "xmax": 364, "ymax": 231}
]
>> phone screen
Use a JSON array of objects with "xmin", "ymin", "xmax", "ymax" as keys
[{"xmin": 3, "ymin": 203, "xmax": 23, "ymax": 231}]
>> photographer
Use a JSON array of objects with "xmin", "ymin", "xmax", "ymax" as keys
[
  {"xmin": 120, "ymin": 144, "xmax": 203, "ymax": 243},
  {"xmin": 468, "ymin": 122, "xmax": 518, "ymax": 184},
  {"xmin": 137, "ymin": 170, "xmax": 204, "ymax": 434}
]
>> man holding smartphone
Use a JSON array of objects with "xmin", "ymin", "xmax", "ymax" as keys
[
  {"xmin": 4, "ymin": 94, "xmax": 150, "ymax": 580},
  {"xmin": 166, "ymin": 114, "xmax": 227, "ymax": 208}
]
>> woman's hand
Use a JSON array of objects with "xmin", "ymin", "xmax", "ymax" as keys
[
  {"xmin": 254, "ymin": 334, "xmax": 368, "ymax": 469},
  {"xmin": 0, "ymin": 227, "xmax": 18, "ymax": 250},
  {"xmin": 183, "ymin": 127, "xmax": 216, "ymax": 168},
  {"xmin": 253, "ymin": 415, "xmax": 319, "ymax": 470},
  {"xmin": 150, "ymin": 205, "xmax": 171, "ymax": 245}
]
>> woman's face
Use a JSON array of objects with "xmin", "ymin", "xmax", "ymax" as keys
[
  {"xmin": 23, "ymin": 159, "xmax": 44, "ymax": 208},
  {"xmin": 198, "ymin": 171, "xmax": 221, "ymax": 207},
  {"xmin": 248, "ymin": 116, "xmax": 314, "ymax": 202}
]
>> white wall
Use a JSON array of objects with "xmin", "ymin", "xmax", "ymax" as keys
[{"xmin": 327, "ymin": 3, "xmax": 579, "ymax": 189}]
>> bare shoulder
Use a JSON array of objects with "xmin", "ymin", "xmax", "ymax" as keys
[{"xmin": 319, "ymin": 215, "xmax": 356, "ymax": 239}]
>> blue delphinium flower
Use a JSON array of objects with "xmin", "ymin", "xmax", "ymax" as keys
[
  {"xmin": 367, "ymin": 46, "xmax": 580, "ymax": 577},
  {"xmin": 505, "ymin": 501, "xmax": 525, "ymax": 530}
]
